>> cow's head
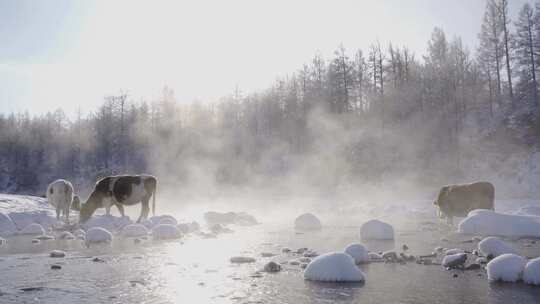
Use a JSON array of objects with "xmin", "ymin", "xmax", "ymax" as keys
[
  {"xmin": 434, "ymin": 186, "xmax": 450, "ymax": 218},
  {"xmin": 72, "ymin": 195, "xmax": 81, "ymax": 211},
  {"xmin": 79, "ymin": 193, "xmax": 100, "ymax": 223}
]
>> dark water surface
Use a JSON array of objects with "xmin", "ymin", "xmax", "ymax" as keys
[{"xmin": 1, "ymin": 211, "xmax": 540, "ymax": 303}]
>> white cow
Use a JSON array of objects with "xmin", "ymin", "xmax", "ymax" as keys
[{"xmin": 46, "ymin": 179, "xmax": 75, "ymax": 222}]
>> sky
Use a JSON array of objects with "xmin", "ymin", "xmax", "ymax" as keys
[{"xmin": 0, "ymin": 0, "xmax": 531, "ymax": 117}]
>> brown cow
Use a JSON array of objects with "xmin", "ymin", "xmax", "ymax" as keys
[
  {"xmin": 79, "ymin": 175, "xmax": 157, "ymax": 223},
  {"xmin": 433, "ymin": 181, "xmax": 495, "ymax": 224}
]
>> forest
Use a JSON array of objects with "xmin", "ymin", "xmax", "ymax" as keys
[{"xmin": 1, "ymin": 0, "xmax": 540, "ymax": 199}]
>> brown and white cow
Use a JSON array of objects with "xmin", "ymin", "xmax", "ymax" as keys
[
  {"xmin": 433, "ymin": 181, "xmax": 495, "ymax": 224},
  {"xmin": 79, "ymin": 175, "xmax": 157, "ymax": 223}
]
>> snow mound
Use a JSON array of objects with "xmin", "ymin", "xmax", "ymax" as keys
[
  {"xmin": 19, "ymin": 223, "xmax": 45, "ymax": 235},
  {"xmin": 9, "ymin": 211, "xmax": 58, "ymax": 231},
  {"xmin": 152, "ymin": 224, "xmax": 182, "ymax": 240},
  {"xmin": 458, "ymin": 210, "xmax": 540, "ymax": 237},
  {"xmin": 73, "ymin": 229, "xmax": 86, "ymax": 237},
  {"xmin": 294, "ymin": 213, "xmax": 322, "ymax": 230},
  {"xmin": 204, "ymin": 211, "xmax": 258, "ymax": 226},
  {"xmin": 487, "ymin": 254, "xmax": 526, "ymax": 282},
  {"xmin": 344, "ymin": 243, "xmax": 369, "ymax": 264},
  {"xmin": 121, "ymin": 224, "xmax": 149, "ymax": 238},
  {"xmin": 177, "ymin": 221, "xmax": 200, "ymax": 234},
  {"xmin": 304, "ymin": 252, "xmax": 366, "ymax": 282},
  {"xmin": 523, "ymin": 258, "xmax": 540, "ymax": 285},
  {"xmin": 0, "ymin": 213, "xmax": 17, "ymax": 237},
  {"xmin": 478, "ymin": 237, "xmax": 518, "ymax": 258},
  {"xmin": 445, "ymin": 248, "xmax": 464, "ymax": 255},
  {"xmin": 360, "ymin": 219, "xmax": 394, "ymax": 240},
  {"xmin": 82, "ymin": 215, "xmax": 132, "ymax": 232},
  {"xmin": 442, "ymin": 253, "xmax": 467, "ymax": 268},
  {"xmin": 58, "ymin": 231, "xmax": 75, "ymax": 240},
  {"xmin": 86, "ymin": 227, "xmax": 113, "ymax": 244}
]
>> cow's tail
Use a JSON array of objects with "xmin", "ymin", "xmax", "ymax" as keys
[{"xmin": 152, "ymin": 182, "xmax": 156, "ymax": 216}]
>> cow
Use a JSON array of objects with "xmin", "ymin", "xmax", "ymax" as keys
[
  {"xmin": 46, "ymin": 179, "xmax": 76, "ymax": 223},
  {"xmin": 79, "ymin": 175, "xmax": 157, "ymax": 223},
  {"xmin": 433, "ymin": 181, "xmax": 495, "ymax": 224}
]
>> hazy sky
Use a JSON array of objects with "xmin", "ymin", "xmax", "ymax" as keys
[{"xmin": 0, "ymin": 0, "xmax": 530, "ymax": 116}]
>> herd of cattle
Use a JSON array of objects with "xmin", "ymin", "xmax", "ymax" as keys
[
  {"xmin": 46, "ymin": 175, "xmax": 158, "ymax": 224},
  {"xmin": 45, "ymin": 175, "xmax": 494, "ymax": 225}
]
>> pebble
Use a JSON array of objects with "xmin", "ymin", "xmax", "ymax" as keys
[
  {"xmin": 36, "ymin": 235, "xmax": 55, "ymax": 241},
  {"xmin": 281, "ymin": 248, "xmax": 291, "ymax": 253},
  {"xmin": 465, "ymin": 263, "xmax": 481, "ymax": 270},
  {"xmin": 92, "ymin": 257, "xmax": 105, "ymax": 263},
  {"xmin": 402, "ymin": 244, "xmax": 409, "ymax": 251},
  {"xmin": 261, "ymin": 252, "xmax": 276, "ymax": 257},
  {"xmin": 31, "ymin": 239, "xmax": 40, "ymax": 244},
  {"xmin": 263, "ymin": 261, "xmax": 282, "ymax": 273},
  {"xmin": 230, "ymin": 256, "xmax": 256, "ymax": 264},
  {"xmin": 289, "ymin": 261, "xmax": 300, "ymax": 266},
  {"xmin": 49, "ymin": 250, "xmax": 66, "ymax": 258},
  {"xmin": 300, "ymin": 263, "xmax": 308, "ymax": 269},
  {"xmin": 51, "ymin": 265, "xmax": 62, "ymax": 270},
  {"xmin": 453, "ymin": 274, "xmax": 458, "ymax": 278}
]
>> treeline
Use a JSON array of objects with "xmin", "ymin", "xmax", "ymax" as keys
[{"xmin": 1, "ymin": 0, "xmax": 540, "ymax": 196}]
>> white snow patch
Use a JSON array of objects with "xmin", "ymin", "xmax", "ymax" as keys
[
  {"xmin": 152, "ymin": 224, "xmax": 182, "ymax": 240},
  {"xmin": 120, "ymin": 224, "xmax": 149, "ymax": 238},
  {"xmin": 0, "ymin": 213, "xmax": 17, "ymax": 237},
  {"xmin": 458, "ymin": 209, "xmax": 540, "ymax": 237},
  {"xmin": 19, "ymin": 223, "xmax": 45, "ymax": 235},
  {"xmin": 442, "ymin": 253, "xmax": 467, "ymax": 268},
  {"xmin": 344, "ymin": 243, "xmax": 369, "ymax": 264},
  {"xmin": 303, "ymin": 252, "xmax": 366, "ymax": 282},
  {"xmin": 487, "ymin": 254, "xmax": 526, "ymax": 282},
  {"xmin": 85, "ymin": 227, "xmax": 113, "ymax": 244},
  {"xmin": 82, "ymin": 215, "xmax": 132, "ymax": 232},
  {"xmin": 523, "ymin": 257, "xmax": 540, "ymax": 285},
  {"xmin": 478, "ymin": 237, "xmax": 518, "ymax": 258},
  {"xmin": 0, "ymin": 194, "xmax": 61, "ymax": 230},
  {"xmin": 294, "ymin": 213, "xmax": 322, "ymax": 230},
  {"xmin": 177, "ymin": 221, "xmax": 200, "ymax": 234},
  {"xmin": 360, "ymin": 219, "xmax": 394, "ymax": 240}
]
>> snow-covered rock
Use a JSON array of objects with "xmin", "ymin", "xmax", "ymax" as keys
[
  {"xmin": 85, "ymin": 227, "xmax": 113, "ymax": 244},
  {"xmin": 445, "ymin": 248, "xmax": 464, "ymax": 255},
  {"xmin": 523, "ymin": 257, "xmax": 540, "ymax": 285},
  {"xmin": 368, "ymin": 252, "xmax": 383, "ymax": 260},
  {"xmin": 82, "ymin": 215, "xmax": 132, "ymax": 231},
  {"xmin": 478, "ymin": 237, "xmax": 518, "ymax": 258},
  {"xmin": 442, "ymin": 253, "xmax": 467, "ymax": 268},
  {"xmin": 121, "ymin": 224, "xmax": 149, "ymax": 238},
  {"xmin": 360, "ymin": 219, "xmax": 394, "ymax": 240},
  {"xmin": 294, "ymin": 213, "xmax": 322, "ymax": 230},
  {"xmin": 19, "ymin": 223, "xmax": 45, "ymax": 235},
  {"xmin": 513, "ymin": 205, "xmax": 540, "ymax": 217},
  {"xmin": 177, "ymin": 221, "xmax": 200, "ymax": 234},
  {"xmin": 58, "ymin": 231, "xmax": 75, "ymax": 240},
  {"xmin": 487, "ymin": 254, "xmax": 526, "ymax": 282},
  {"xmin": 303, "ymin": 252, "xmax": 366, "ymax": 282},
  {"xmin": 152, "ymin": 224, "xmax": 182, "ymax": 240},
  {"xmin": 73, "ymin": 229, "xmax": 86, "ymax": 237},
  {"xmin": 0, "ymin": 213, "xmax": 17, "ymax": 237},
  {"xmin": 204, "ymin": 211, "xmax": 258, "ymax": 226},
  {"xmin": 458, "ymin": 210, "xmax": 540, "ymax": 237},
  {"xmin": 234, "ymin": 212, "xmax": 258, "ymax": 226},
  {"xmin": 9, "ymin": 211, "xmax": 58, "ymax": 231},
  {"xmin": 344, "ymin": 243, "xmax": 369, "ymax": 264},
  {"xmin": 0, "ymin": 194, "xmax": 60, "ymax": 230}
]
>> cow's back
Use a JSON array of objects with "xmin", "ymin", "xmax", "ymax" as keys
[
  {"xmin": 443, "ymin": 181, "xmax": 494, "ymax": 216},
  {"xmin": 46, "ymin": 179, "xmax": 74, "ymax": 207}
]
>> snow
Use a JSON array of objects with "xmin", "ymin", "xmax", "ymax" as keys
[
  {"xmin": 85, "ymin": 227, "xmax": 113, "ymax": 244},
  {"xmin": 513, "ymin": 205, "xmax": 540, "ymax": 216},
  {"xmin": 442, "ymin": 253, "xmax": 467, "ymax": 268},
  {"xmin": 73, "ymin": 229, "xmax": 86, "ymax": 237},
  {"xmin": 120, "ymin": 224, "xmax": 149, "ymax": 238},
  {"xmin": 19, "ymin": 223, "xmax": 45, "ymax": 235},
  {"xmin": 0, "ymin": 213, "xmax": 17, "ymax": 237},
  {"xmin": 445, "ymin": 248, "xmax": 464, "ymax": 255},
  {"xmin": 152, "ymin": 224, "xmax": 182, "ymax": 240},
  {"xmin": 204, "ymin": 211, "xmax": 258, "ymax": 226},
  {"xmin": 360, "ymin": 219, "xmax": 394, "ymax": 240},
  {"xmin": 177, "ymin": 221, "xmax": 200, "ymax": 234},
  {"xmin": 487, "ymin": 254, "xmax": 527, "ymax": 282},
  {"xmin": 523, "ymin": 258, "xmax": 540, "ymax": 285},
  {"xmin": 344, "ymin": 243, "xmax": 369, "ymax": 264},
  {"xmin": 458, "ymin": 209, "xmax": 540, "ymax": 237},
  {"xmin": 82, "ymin": 215, "xmax": 132, "ymax": 232},
  {"xmin": 0, "ymin": 194, "xmax": 60, "ymax": 230},
  {"xmin": 294, "ymin": 213, "xmax": 322, "ymax": 230},
  {"xmin": 234, "ymin": 212, "xmax": 258, "ymax": 226},
  {"xmin": 478, "ymin": 237, "xmax": 518, "ymax": 258},
  {"xmin": 303, "ymin": 252, "xmax": 366, "ymax": 282}
]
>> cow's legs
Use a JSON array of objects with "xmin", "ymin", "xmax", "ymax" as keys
[
  {"xmin": 115, "ymin": 204, "xmax": 125, "ymax": 217},
  {"xmin": 105, "ymin": 205, "xmax": 111, "ymax": 216},
  {"xmin": 56, "ymin": 206, "xmax": 61, "ymax": 221},
  {"xmin": 137, "ymin": 198, "xmax": 150, "ymax": 223},
  {"xmin": 446, "ymin": 216, "xmax": 453, "ymax": 225},
  {"xmin": 64, "ymin": 201, "xmax": 70, "ymax": 223}
]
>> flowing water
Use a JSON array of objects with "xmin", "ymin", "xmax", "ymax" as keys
[{"xmin": 1, "ymin": 200, "xmax": 540, "ymax": 304}]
